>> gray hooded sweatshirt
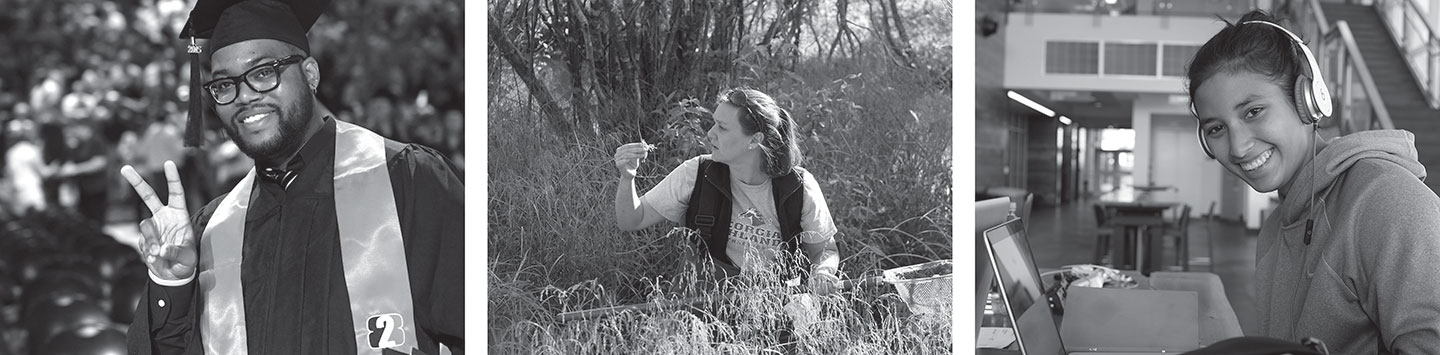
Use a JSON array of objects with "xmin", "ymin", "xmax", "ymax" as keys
[{"xmin": 1256, "ymin": 130, "xmax": 1440, "ymax": 354}]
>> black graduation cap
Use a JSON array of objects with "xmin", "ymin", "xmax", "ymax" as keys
[{"xmin": 177, "ymin": 0, "xmax": 330, "ymax": 147}]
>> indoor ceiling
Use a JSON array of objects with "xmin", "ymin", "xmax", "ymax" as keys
[{"xmin": 1017, "ymin": 89, "xmax": 1137, "ymax": 129}]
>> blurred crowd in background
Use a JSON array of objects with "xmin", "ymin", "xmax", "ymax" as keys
[
  {"xmin": 0, "ymin": 0, "xmax": 462, "ymax": 353},
  {"xmin": 0, "ymin": 0, "xmax": 464, "ymax": 227}
]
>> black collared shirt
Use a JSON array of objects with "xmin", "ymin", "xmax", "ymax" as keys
[{"xmin": 130, "ymin": 118, "xmax": 465, "ymax": 355}]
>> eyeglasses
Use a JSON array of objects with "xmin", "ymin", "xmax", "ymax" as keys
[
  {"xmin": 203, "ymin": 55, "xmax": 306, "ymax": 105},
  {"xmin": 724, "ymin": 90, "xmax": 766, "ymax": 128}
]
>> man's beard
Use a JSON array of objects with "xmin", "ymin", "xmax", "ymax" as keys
[{"xmin": 223, "ymin": 93, "xmax": 315, "ymax": 166}]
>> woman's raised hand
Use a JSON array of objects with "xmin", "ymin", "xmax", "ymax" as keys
[
  {"xmin": 613, "ymin": 140, "xmax": 655, "ymax": 178},
  {"xmin": 121, "ymin": 161, "xmax": 198, "ymax": 282}
]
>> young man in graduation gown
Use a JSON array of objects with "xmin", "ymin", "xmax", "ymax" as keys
[{"xmin": 118, "ymin": 0, "xmax": 464, "ymax": 354}]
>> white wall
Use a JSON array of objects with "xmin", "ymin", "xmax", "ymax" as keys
[
  {"xmin": 1003, "ymin": 13, "xmax": 1226, "ymax": 93},
  {"xmin": 1132, "ymin": 94, "xmax": 1226, "ymax": 218},
  {"xmin": 1246, "ymin": 189, "xmax": 1277, "ymax": 229}
]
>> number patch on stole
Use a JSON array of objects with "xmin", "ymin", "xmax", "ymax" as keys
[{"xmin": 367, "ymin": 313, "xmax": 406, "ymax": 349}]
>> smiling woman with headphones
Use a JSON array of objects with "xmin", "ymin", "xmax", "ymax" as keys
[{"xmin": 1188, "ymin": 10, "xmax": 1440, "ymax": 353}]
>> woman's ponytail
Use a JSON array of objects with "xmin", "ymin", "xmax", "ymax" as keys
[{"xmin": 775, "ymin": 108, "xmax": 803, "ymax": 176}]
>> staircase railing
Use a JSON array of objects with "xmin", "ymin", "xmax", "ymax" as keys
[
  {"xmin": 1290, "ymin": 0, "xmax": 1396, "ymax": 134},
  {"xmin": 1375, "ymin": 0, "xmax": 1440, "ymax": 109},
  {"xmin": 1327, "ymin": 22, "xmax": 1399, "ymax": 132}
]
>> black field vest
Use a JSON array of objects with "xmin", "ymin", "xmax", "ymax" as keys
[{"xmin": 683, "ymin": 158, "xmax": 805, "ymax": 276}]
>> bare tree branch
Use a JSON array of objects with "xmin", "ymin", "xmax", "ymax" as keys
[
  {"xmin": 827, "ymin": 0, "xmax": 861, "ymax": 60},
  {"xmin": 489, "ymin": 16, "xmax": 571, "ymax": 136}
]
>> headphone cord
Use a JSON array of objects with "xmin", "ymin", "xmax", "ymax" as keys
[{"xmin": 1305, "ymin": 125, "xmax": 1318, "ymax": 245}]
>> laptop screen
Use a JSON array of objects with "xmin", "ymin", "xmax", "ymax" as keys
[{"xmin": 984, "ymin": 218, "xmax": 1065, "ymax": 355}]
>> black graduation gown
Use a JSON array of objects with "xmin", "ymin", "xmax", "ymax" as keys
[{"xmin": 126, "ymin": 118, "xmax": 465, "ymax": 354}]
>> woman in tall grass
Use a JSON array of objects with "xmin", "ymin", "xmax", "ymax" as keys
[{"xmin": 613, "ymin": 88, "xmax": 841, "ymax": 296}]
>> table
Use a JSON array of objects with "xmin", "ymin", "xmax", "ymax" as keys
[
  {"xmin": 1054, "ymin": 271, "xmax": 1243, "ymax": 346},
  {"xmin": 1132, "ymin": 185, "xmax": 1175, "ymax": 193},
  {"xmin": 1095, "ymin": 201, "xmax": 1181, "ymax": 275},
  {"xmin": 1142, "ymin": 272, "xmax": 1244, "ymax": 344},
  {"xmin": 1095, "ymin": 185, "xmax": 1173, "ymax": 205},
  {"xmin": 979, "ymin": 271, "xmax": 1243, "ymax": 351},
  {"xmin": 1057, "ymin": 271, "xmax": 1242, "ymax": 346}
]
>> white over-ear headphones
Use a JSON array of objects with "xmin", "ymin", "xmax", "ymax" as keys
[{"xmin": 1195, "ymin": 20, "xmax": 1332, "ymax": 159}]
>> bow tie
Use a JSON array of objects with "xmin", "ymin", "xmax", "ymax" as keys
[{"xmin": 259, "ymin": 167, "xmax": 298, "ymax": 189}]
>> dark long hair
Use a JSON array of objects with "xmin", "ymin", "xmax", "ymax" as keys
[
  {"xmin": 1186, "ymin": 10, "xmax": 1307, "ymax": 111},
  {"xmin": 717, "ymin": 88, "xmax": 802, "ymax": 177}
]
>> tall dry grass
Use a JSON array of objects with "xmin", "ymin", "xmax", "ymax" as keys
[{"xmin": 488, "ymin": 54, "xmax": 952, "ymax": 353}]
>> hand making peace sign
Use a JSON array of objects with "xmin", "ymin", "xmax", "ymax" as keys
[{"xmin": 120, "ymin": 161, "xmax": 197, "ymax": 282}]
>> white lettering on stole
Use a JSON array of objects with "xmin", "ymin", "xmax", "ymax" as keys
[{"xmin": 366, "ymin": 313, "xmax": 406, "ymax": 349}]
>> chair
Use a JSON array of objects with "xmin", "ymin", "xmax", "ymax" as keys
[
  {"xmin": 1192, "ymin": 201, "xmax": 1218, "ymax": 272},
  {"xmin": 1091, "ymin": 204, "xmax": 1116, "ymax": 266},
  {"xmin": 1018, "ymin": 193, "xmax": 1035, "ymax": 233},
  {"xmin": 1158, "ymin": 204, "xmax": 1192, "ymax": 271}
]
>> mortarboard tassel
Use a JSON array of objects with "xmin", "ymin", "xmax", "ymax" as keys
[{"xmin": 184, "ymin": 34, "xmax": 206, "ymax": 147}]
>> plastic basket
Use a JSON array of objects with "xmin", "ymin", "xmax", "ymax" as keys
[{"xmin": 882, "ymin": 259, "xmax": 953, "ymax": 316}]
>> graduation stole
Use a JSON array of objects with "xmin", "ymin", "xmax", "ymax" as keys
[{"xmin": 197, "ymin": 120, "xmax": 420, "ymax": 354}]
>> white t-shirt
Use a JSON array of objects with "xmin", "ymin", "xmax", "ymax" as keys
[{"xmin": 642, "ymin": 155, "xmax": 837, "ymax": 273}]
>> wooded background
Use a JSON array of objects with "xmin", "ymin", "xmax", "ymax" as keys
[{"xmin": 488, "ymin": 0, "xmax": 949, "ymax": 140}]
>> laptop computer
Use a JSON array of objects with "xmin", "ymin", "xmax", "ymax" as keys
[
  {"xmin": 983, "ymin": 218, "xmax": 1199, "ymax": 354},
  {"xmin": 975, "ymin": 196, "xmax": 1011, "ymax": 334}
]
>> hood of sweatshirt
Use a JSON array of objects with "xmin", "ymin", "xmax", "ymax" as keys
[{"xmin": 1274, "ymin": 129, "xmax": 1425, "ymax": 228}]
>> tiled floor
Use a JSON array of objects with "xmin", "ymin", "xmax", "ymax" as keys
[{"xmin": 1024, "ymin": 197, "xmax": 1261, "ymax": 335}]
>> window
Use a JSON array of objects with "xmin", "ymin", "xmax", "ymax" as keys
[
  {"xmin": 1104, "ymin": 43, "xmax": 1157, "ymax": 76},
  {"xmin": 1046, "ymin": 41, "xmax": 1100, "ymax": 74},
  {"xmin": 1162, "ymin": 44, "xmax": 1200, "ymax": 77}
]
